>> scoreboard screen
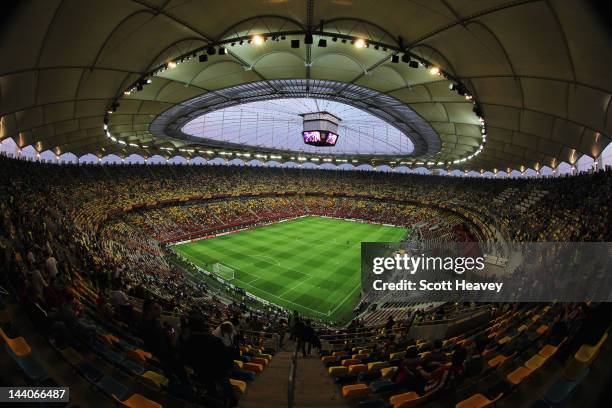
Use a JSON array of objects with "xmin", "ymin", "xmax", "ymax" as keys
[{"xmin": 302, "ymin": 130, "xmax": 339, "ymax": 147}]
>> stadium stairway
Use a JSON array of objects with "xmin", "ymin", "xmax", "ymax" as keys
[
  {"xmin": 239, "ymin": 339, "xmax": 292, "ymax": 408},
  {"xmin": 293, "ymin": 347, "xmax": 347, "ymax": 408}
]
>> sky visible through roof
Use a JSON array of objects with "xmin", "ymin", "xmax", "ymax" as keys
[{"xmin": 181, "ymin": 98, "xmax": 414, "ymax": 156}]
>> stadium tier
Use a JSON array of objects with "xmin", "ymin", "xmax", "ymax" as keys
[{"xmin": 1, "ymin": 1, "xmax": 612, "ymax": 408}]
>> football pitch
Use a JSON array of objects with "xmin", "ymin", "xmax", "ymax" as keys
[{"xmin": 172, "ymin": 216, "xmax": 407, "ymax": 322}]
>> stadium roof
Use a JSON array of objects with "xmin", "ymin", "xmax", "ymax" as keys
[{"xmin": 0, "ymin": 0, "xmax": 610, "ymax": 172}]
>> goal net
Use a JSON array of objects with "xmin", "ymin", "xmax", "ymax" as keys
[{"xmin": 212, "ymin": 263, "xmax": 235, "ymax": 281}]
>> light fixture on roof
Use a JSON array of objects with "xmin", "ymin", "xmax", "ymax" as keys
[
  {"xmin": 318, "ymin": 38, "xmax": 327, "ymax": 47},
  {"xmin": 429, "ymin": 66, "xmax": 440, "ymax": 75},
  {"xmin": 218, "ymin": 47, "xmax": 227, "ymax": 55},
  {"xmin": 167, "ymin": 61, "xmax": 177, "ymax": 69},
  {"xmin": 304, "ymin": 33, "xmax": 313, "ymax": 44},
  {"xmin": 391, "ymin": 55, "xmax": 399, "ymax": 63},
  {"xmin": 252, "ymin": 35, "xmax": 265, "ymax": 45},
  {"xmin": 401, "ymin": 54, "xmax": 410, "ymax": 63},
  {"xmin": 199, "ymin": 54, "xmax": 208, "ymax": 62},
  {"xmin": 206, "ymin": 46, "xmax": 216, "ymax": 55},
  {"xmin": 291, "ymin": 39, "xmax": 300, "ymax": 48},
  {"xmin": 354, "ymin": 38, "xmax": 366, "ymax": 48}
]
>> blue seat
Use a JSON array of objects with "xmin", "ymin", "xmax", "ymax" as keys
[
  {"xmin": 77, "ymin": 362, "xmax": 104, "ymax": 382},
  {"xmin": 96, "ymin": 375, "xmax": 130, "ymax": 400},
  {"xmin": 357, "ymin": 398, "xmax": 392, "ymax": 408},
  {"xmin": 358, "ymin": 371, "xmax": 382, "ymax": 382},
  {"xmin": 334, "ymin": 373, "xmax": 358, "ymax": 385},
  {"xmin": 5, "ymin": 344, "xmax": 48, "ymax": 382},
  {"xmin": 103, "ymin": 349, "xmax": 124, "ymax": 365},
  {"xmin": 230, "ymin": 369, "xmax": 256, "ymax": 382},
  {"xmin": 370, "ymin": 378, "xmax": 399, "ymax": 394},
  {"xmin": 120, "ymin": 358, "xmax": 145, "ymax": 375},
  {"xmin": 544, "ymin": 368, "xmax": 590, "ymax": 406}
]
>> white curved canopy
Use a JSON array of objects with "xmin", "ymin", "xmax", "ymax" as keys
[{"xmin": 0, "ymin": 0, "xmax": 610, "ymax": 172}]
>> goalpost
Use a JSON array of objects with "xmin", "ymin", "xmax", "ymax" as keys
[{"xmin": 212, "ymin": 263, "xmax": 235, "ymax": 281}]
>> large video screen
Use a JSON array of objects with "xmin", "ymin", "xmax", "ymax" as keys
[{"xmin": 302, "ymin": 130, "xmax": 338, "ymax": 146}]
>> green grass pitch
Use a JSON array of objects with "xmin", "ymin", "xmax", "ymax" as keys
[{"xmin": 172, "ymin": 216, "xmax": 407, "ymax": 322}]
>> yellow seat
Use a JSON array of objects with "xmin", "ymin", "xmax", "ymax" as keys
[
  {"xmin": 367, "ymin": 361, "xmax": 385, "ymax": 371},
  {"xmin": 332, "ymin": 351, "xmax": 347, "ymax": 357},
  {"xmin": 498, "ymin": 336, "xmax": 512, "ymax": 345},
  {"xmin": 506, "ymin": 366, "xmax": 533, "ymax": 385},
  {"xmin": 517, "ymin": 324, "xmax": 528, "ymax": 333},
  {"xmin": 525, "ymin": 355, "xmax": 547, "ymax": 371},
  {"xmin": 243, "ymin": 362, "xmax": 263, "ymax": 374},
  {"xmin": 233, "ymin": 360, "xmax": 243, "ymax": 369},
  {"xmin": 358, "ymin": 348, "xmax": 371, "ymax": 355},
  {"xmin": 342, "ymin": 383, "xmax": 370, "ymax": 399},
  {"xmin": 455, "ymin": 393, "xmax": 502, "ymax": 408},
  {"xmin": 390, "ymin": 391, "xmax": 421, "ymax": 408},
  {"xmin": 230, "ymin": 379, "xmax": 247, "ymax": 394},
  {"xmin": 389, "ymin": 351, "xmax": 406, "ymax": 360},
  {"xmin": 0, "ymin": 328, "xmax": 31, "ymax": 358},
  {"xmin": 255, "ymin": 353, "xmax": 272, "ymax": 362},
  {"xmin": 348, "ymin": 364, "xmax": 368, "ymax": 374},
  {"xmin": 575, "ymin": 332, "xmax": 608, "ymax": 364},
  {"xmin": 328, "ymin": 366, "xmax": 348, "ymax": 376},
  {"xmin": 380, "ymin": 366, "xmax": 397, "ymax": 378},
  {"xmin": 141, "ymin": 371, "xmax": 168, "ymax": 388},
  {"xmin": 114, "ymin": 393, "xmax": 162, "ymax": 408}
]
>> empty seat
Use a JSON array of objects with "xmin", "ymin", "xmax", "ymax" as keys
[
  {"xmin": 343, "ymin": 358, "xmax": 359, "ymax": 367},
  {"xmin": 380, "ymin": 366, "xmax": 397, "ymax": 378},
  {"xmin": 487, "ymin": 354, "xmax": 508, "ymax": 368},
  {"xmin": 389, "ymin": 351, "xmax": 406, "ymax": 360},
  {"xmin": 574, "ymin": 332, "xmax": 608, "ymax": 365},
  {"xmin": 524, "ymin": 355, "xmax": 547, "ymax": 371},
  {"xmin": 329, "ymin": 366, "xmax": 348, "ymax": 376},
  {"xmin": 114, "ymin": 393, "xmax": 163, "ymax": 408},
  {"xmin": 322, "ymin": 355, "xmax": 337, "ymax": 364},
  {"xmin": 342, "ymin": 383, "xmax": 370, "ymax": 399},
  {"xmin": 60, "ymin": 347, "xmax": 84, "ymax": 366},
  {"xmin": 231, "ymin": 369, "xmax": 256, "ymax": 382},
  {"xmin": 243, "ymin": 362, "xmax": 264, "ymax": 373},
  {"xmin": 97, "ymin": 375, "xmax": 129, "ymax": 400},
  {"xmin": 5, "ymin": 345, "xmax": 48, "ymax": 382},
  {"xmin": 251, "ymin": 357, "xmax": 268, "ymax": 367},
  {"xmin": 348, "ymin": 364, "xmax": 368, "ymax": 374},
  {"xmin": 538, "ymin": 345, "xmax": 559, "ymax": 358},
  {"xmin": 0, "ymin": 328, "xmax": 32, "ymax": 357},
  {"xmin": 230, "ymin": 378, "xmax": 247, "ymax": 394},
  {"xmin": 506, "ymin": 366, "xmax": 533, "ymax": 386},
  {"xmin": 390, "ymin": 391, "xmax": 421, "ymax": 408},
  {"xmin": 332, "ymin": 351, "xmax": 348, "ymax": 357},
  {"xmin": 368, "ymin": 362, "xmax": 385, "ymax": 371},
  {"xmin": 233, "ymin": 360, "xmax": 243, "ymax": 369},
  {"xmin": 127, "ymin": 348, "xmax": 152, "ymax": 363},
  {"xmin": 142, "ymin": 371, "xmax": 168, "ymax": 388},
  {"xmin": 455, "ymin": 393, "xmax": 502, "ymax": 408},
  {"xmin": 544, "ymin": 367, "xmax": 590, "ymax": 405},
  {"xmin": 77, "ymin": 362, "xmax": 104, "ymax": 383}
]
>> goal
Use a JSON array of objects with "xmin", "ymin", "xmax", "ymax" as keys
[{"xmin": 212, "ymin": 263, "xmax": 235, "ymax": 281}]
